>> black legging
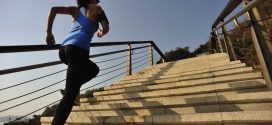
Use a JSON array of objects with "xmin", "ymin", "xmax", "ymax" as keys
[{"xmin": 51, "ymin": 45, "xmax": 99, "ymax": 125}]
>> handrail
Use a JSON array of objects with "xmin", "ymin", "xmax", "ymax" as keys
[
  {"xmin": 212, "ymin": 0, "xmax": 242, "ymax": 28},
  {"xmin": 0, "ymin": 41, "xmax": 165, "ymax": 59},
  {"xmin": 0, "ymin": 41, "xmax": 161, "ymax": 54},
  {"xmin": 212, "ymin": 0, "xmax": 262, "ymax": 32},
  {"xmin": 210, "ymin": 0, "xmax": 272, "ymax": 90},
  {"xmin": 0, "ymin": 45, "xmax": 152, "ymax": 75},
  {"xmin": 0, "ymin": 39, "xmax": 162, "ymax": 119}
]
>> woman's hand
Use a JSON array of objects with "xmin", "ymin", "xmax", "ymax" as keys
[
  {"xmin": 46, "ymin": 33, "xmax": 56, "ymax": 45},
  {"xmin": 46, "ymin": 6, "xmax": 78, "ymax": 45},
  {"xmin": 97, "ymin": 29, "xmax": 103, "ymax": 38}
]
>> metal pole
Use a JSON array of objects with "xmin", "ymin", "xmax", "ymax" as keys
[
  {"xmin": 126, "ymin": 44, "xmax": 132, "ymax": 76},
  {"xmin": 149, "ymin": 44, "xmax": 154, "ymax": 66},
  {"xmin": 211, "ymin": 29, "xmax": 219, "ymax": 53},
  {"xmin": 212, "ymin": 0, "xmax": 262, "ymax": 33},
  {"xmin": 215, "ymin": 31, "xmax": 224, "ymax": 53},
  {"xmin": 244, "ymin": 0, "xmax": 272, "ymax": 90},
  {"xmin": 222, "ymin": 24, "xmax": 237, "ymax": 61},
  {"xmin": 233, "ymin": 18, "xmax": 240, "ymax": 27},
  {"xmin": 222, "ymin": 33, "xmax": 230, "ymax": 55}
]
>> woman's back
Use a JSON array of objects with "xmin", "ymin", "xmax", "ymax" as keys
[{"xmin": 61, "ymin": 7, "xmax": 99, "ymax": 51}]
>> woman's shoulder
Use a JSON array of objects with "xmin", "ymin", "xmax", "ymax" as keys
[{"xmin": 89, "ymin": 4, "xmax": 103, "ymax": 12}]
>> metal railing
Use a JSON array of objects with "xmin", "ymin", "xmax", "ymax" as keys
[
  {"xmin": 0, "ymin": 41, "xmax": 165, "ymax": 122},
  {"xmin": 210, "ymin": 0, "xmax": 272, "ymax": 90}
]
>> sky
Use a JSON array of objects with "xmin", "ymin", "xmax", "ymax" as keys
[{"xmin": 0, "ymin": 0, "xmax": 233, "ymax": 123}]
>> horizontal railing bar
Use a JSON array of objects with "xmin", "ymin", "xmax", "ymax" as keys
[
  {"xmin": 0, "ymin": 45, "xmax": 149, "ymax": 75},
  {"xmin": 97, "ymin": 55, "xmax": 148, "ymax": 77},
  {"xmin": 212, "ymin": 0, "xmax": 242, "ymax": 28},
  {"xmin": 13, "ymin": 100, "xmax": 60, "ymax": 122},
  {"xmin": 0, "ymin": 69, "xmax": 67, "ymax": 91},
  {"xmin": 0, "ymin": 89, "xmax": 59, "ymax": 113},
  {"xmin": 212, "ymin": 0, "xmax": 262, "ymax": 33},
  {"xmin": 0, "ymin": 79, "xmax": 65, "ymax": 104},
  {"xmin": 99, "ymin": 60, "xmax": 127, "ymax": 72},
  {"xmin": 0, "ymin": 45, "xmax": 60, "ymax": 53},
  {"xmin": 89, "ymin": 45, "xmax": 149, "ymax": 59},
  {"xmin": 154, "ymin": 53, "xmax": 160, "ymax": 62},
  {"xmin": 81, "ymin": 60, "xmax": 149, "ymax": 92},
  {"xmin": 90, "ymin": 41, "xmax": 152, "ymax": 47},
  {"xmin": 0, "ymin": 61, "xmax": 62, "ymax": 75},
  {"xmin": 0, "ymin": 41, "xmax": 165, "ymax": 60},
  {"xmin": 133, "ymin": 49, "xmax": 149, "ymax": 55},
  {"xmin": 0, "ymin": 41, "xmax": 151, "ymax": 53},
  {"xmin": 95, "ymin": 54, "xmax": 127, "ymax": 64}
]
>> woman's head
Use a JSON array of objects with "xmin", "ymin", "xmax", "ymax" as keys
[{"xmin": 77, "ymin": 0, "xmax": 100, "ymax": 8}]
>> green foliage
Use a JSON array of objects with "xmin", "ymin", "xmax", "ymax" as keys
[
  {"xmin": 41, "ymin": 104, "xmax": 59, "ymax": 117},
  {"xmin": 164, "ymin": 47, "xmax": 195, "ymax": 62},
  {"xmin": 158, "ymin": 43, "xmax": 212, "ymax": 63},
  {"xmin": 194, "ymin": 42, "xmax": 212, "ymax": 55}
]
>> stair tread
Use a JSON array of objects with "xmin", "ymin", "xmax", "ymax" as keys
[
  {"xmin": 41, "ymin": 111, "xmax": 272, "ymax": 124},
  {"xmin": 96, "ymin": 67, "xmax": 255, "ymax": 96},
  {"xmin": 115, "ymin": 62, "xmax": 246, "ymax": 86},
  {"xmin": 40, "ymin": 54, "xmax": 271, "ymax": 125},
  {"xmin": 77, "ymin": 91, "xmax": 272, "ymax": 111},
  {"xmin": 104, "ymin": 71, "xmax": 260, "ymax": 91},
  {"xmin": 82, "ymin": 75, "xmax": 265, "ymax": 102},
  {"xmin": 120, "ymin": 61, "xmax": 241, "ymax": 82}
]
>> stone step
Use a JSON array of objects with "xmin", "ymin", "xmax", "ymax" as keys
[
  {"xmin": 108, "ymin": 64, "xmax": 249, "ymax": 89},
  {"xmin": 167, "ymin": 53, "xmax": 229, "ymax": 65},
  {"xmin": 76, "ymin": 91, "xmax": 272, "ymax": 112},
  {"xmin": 121, "ymin": 54, "xmax": 231, "ymax": 81},
  {"xmin": 124, "ymin": 59, "xmax": 237, "ymax": 79},
  {"xmin": 40, "ymin": 54, "xmax": 272, "ymax": 125},
  {"xmin": 94, "ymin": 77, "xmax": 262, "ymax": 98},
  {"xmin": 103, "ymin": 69, "xmax": 258, "ymax": 92},
  {"xmin": 86, "ymin": 88, "xmax": 268, "ymax": 105},
  {"xmin": 160, "ymin": 62, "xmax": 245, "ymax": 79},
  {"xmin": 152, "ymin": 53, "xmax": 228, "ymax": 66},
  {"xmin": 71, "ymin": 103, "xmax": 272, "ymax": 117},
  {"xmin": 117, "ymin": 61, "xmax": 243, "ymax": 85},
  {"xmin": 155, "ymin": 59, "xmax": 229, "ymax": 72},
  {"xmin": 82, "ymin": 76, "xmax": 265, "ymax": 103},
  {"xmin": 163, "ymin": 59, "xmax": 232, "ymax": 73},
  {"xmin": 40, "ymin": 111, "xmax": 272, "ymax": 124}
]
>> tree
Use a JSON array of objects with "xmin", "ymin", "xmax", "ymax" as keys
[
  {"xmin": 164, "ymin": 47, "xmax": 196, "ymax": 62},
  {"xmin": 193, "ymin": 42, "xmax": 211, "ymax": 55}
]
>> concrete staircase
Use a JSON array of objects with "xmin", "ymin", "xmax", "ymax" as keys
[{"xmin": 40, "ymin": 53, "xmax": 272, "ymax": 125}]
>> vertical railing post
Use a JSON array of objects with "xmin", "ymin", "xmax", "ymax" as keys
[
  {"xmin": 233, "ymin": 18, "xmax": 240, "ymax": 28},
  {"xmin": 126, "ymin": 44, "xmax": 132, "ymax": 76},
  {"xmin": 211, "ymin": 29, "xmax": 219, "ymax": 53},
  {"xmin": 222, "ymin": 24, "xmax": 237, "ymax": 61},
  {"xmin": 149, "ymin": 44, "xmax": 154, "ymax": 66},
  {"xmin": 244, "ymin": 0, "xmax": 272, "ymax": 90},
  {"xmin": 162, "ymin": 59, "xmax": 165, "ymax": 63},
  {"xmin": 215, "ymin": 31, "xmax": 224, "ymax": 53},
  {"xmin": 221, "ymin": 33, "xmax": 229, "ymax": 55}
]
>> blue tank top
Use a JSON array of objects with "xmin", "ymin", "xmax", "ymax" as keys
[{"xmin": 61, "ymin": 7, "xmax": 99, "ymax": 51}]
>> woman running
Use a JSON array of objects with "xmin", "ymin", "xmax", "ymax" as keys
[{"xmin": 46, "ymin": 0, "xmax": 109, "ymax": 124}]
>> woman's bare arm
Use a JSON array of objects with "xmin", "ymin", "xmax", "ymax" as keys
[
  {"xmin": 46, "ymin": 6, "xmax": 78, "ymax": 34},
  {"xmin": 97, "ymin": 6, "xmax": 109, "ymax": 37},
  {"xmin": 46, "ymin": 7, "xmax": 78, "ymax": 45}
]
